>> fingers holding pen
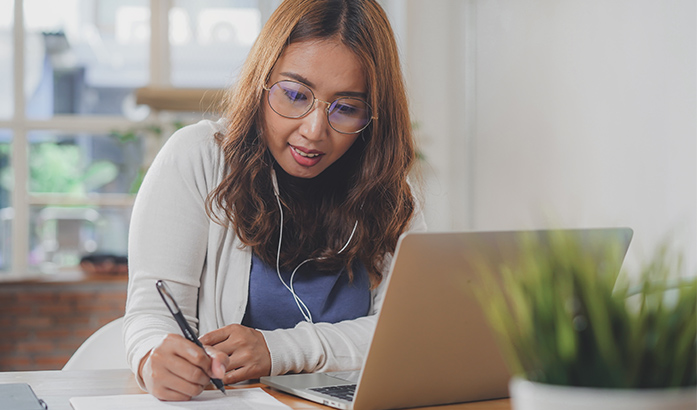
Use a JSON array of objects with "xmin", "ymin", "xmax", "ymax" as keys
[
  {"xmin": 164, "ymin": 335, "xmax": 228, "ymax": 382},
  {"xmin": 142, "ymin": 334, "xmax": 227, "ymax": 400},
  {"xmin": 142, "ymin": 324, "xmax": 268, "ymax": 399}
]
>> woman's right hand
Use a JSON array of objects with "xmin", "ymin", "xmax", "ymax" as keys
[{"xmin": 139, "ymin": 334, "xmax": 228, "ymax": 401}]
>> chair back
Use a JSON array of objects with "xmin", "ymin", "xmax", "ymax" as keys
[{"xmin": 63, "ymin": 317, "xmax": 129, "ymax": 370}]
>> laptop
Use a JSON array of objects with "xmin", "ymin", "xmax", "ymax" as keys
[{"xmin": 261, "ymin": 228, "xmax": 633, "ymax": 410}]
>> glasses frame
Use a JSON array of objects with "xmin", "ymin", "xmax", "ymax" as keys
[{"xmin": 263, "ymin": 80, "xmax": 378, "ymax": 134}]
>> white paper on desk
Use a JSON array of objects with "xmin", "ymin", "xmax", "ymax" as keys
[{"xmin": 69, "ymin": 388, "xmax": 291, "ymax": 410}]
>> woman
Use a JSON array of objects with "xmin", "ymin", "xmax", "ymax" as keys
[{"xmin": 124, "ymin": 0, "xmax": 426, "ymax": 401}]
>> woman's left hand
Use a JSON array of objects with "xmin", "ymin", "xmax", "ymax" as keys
[{"xmin": 199, "ymin": 324, "xmax": 272, "ymax": 384}]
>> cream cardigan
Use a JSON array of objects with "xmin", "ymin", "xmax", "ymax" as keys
[{"xmin": 123, "ymin": 119, "xmax": 427, "ymax": 388}]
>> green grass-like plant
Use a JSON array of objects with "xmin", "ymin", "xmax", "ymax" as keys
[{"xmin": 476, "ymin": 231, "xmax": 696, "ymax": 389}]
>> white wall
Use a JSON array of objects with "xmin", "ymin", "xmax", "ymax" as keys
[
  {"xmin": 402, "ymin": 0, "xmax": 473, "ymax": 231},
  {"xmin": 404, "ymin": 0, "xmax": 696, "ymax": 274}
]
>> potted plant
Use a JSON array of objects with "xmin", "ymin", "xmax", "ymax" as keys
[{"xmin": 475, "ymin": 230, "xmax": 696, "ymax": 410}]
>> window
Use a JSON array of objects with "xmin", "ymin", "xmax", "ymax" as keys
[{"xmin": 0, "ymin": 0, "xmax": 274, "ymax": 277}]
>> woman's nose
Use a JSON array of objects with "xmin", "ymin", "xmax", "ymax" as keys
[{"xmin": 299, "ymin": 100, "xmax": 330, "ymax": 141}]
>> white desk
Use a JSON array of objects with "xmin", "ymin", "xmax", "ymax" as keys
[{"xmin": 0, "ymin": 369, "xmax": 511, "ymax": 410}]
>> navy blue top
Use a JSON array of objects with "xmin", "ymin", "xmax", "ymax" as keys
[{"xmin": 242, "ymin": 253, "xmax": 371, "ymax": 330}]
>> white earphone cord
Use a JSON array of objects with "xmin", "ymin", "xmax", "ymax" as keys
[
  {"xmin": 274, "ymin": 192, "xmax": 314, "ymax": 323},
  {"xmin": 272, "ymin": 172, "xmax": 358, "ymax": 324}
]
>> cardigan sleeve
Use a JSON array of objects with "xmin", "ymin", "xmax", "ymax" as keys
[
  {"xmin": 123, "ymin": 120, "xmax": 224, "ymax": 388},
  {"xmin": 260, "ymin": 206, "xmax": 427, "ymax": 375}
]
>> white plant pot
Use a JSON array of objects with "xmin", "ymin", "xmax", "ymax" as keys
[{"xmin": 510, "ymin": 377, "xmax": 697, "ymax": 410}]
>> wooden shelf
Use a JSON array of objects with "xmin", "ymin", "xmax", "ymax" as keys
[{"xmin": 135, "ymin": 87, "xmax": 226, "ymax": 112}]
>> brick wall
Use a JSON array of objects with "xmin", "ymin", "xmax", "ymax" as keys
[{"xmin": 0, "ymin": 279, "xmax": 127, "ymax": 371}]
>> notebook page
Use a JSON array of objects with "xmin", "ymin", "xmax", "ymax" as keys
[{"xmin": 69, "ymin": 387, "xmax": 291, "ymax": 410}]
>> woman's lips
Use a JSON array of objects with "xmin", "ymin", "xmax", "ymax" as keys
[{"xmin": 289, "ymin": 144, "xmax": 324, "ymax": 167}]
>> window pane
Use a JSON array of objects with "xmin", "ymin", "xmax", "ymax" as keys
[
  {"xmin": 170, "ymin": 0, "xmax": 261, "ymax": 88},
  {"xmin": 24, "ymin": 0, "xmax": 150, "ymax": 119},
  {"xmin": 29, "ymin": 205, "xmax": 131, "ymax": 274},
  {"xmin": 28, "ymin": 131, "xmax": 145, "ymax": 195},
  {"xmin": 0, "ymin": 2, "xmax": 13, "ymax": 119},
  {"xmin": 0, "ymin": 131, "xmax": 10, "ymax": 273}
]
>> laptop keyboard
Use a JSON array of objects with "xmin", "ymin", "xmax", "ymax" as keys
[{"xmin": 310, "ymin": 384, "xmax": 356, "ymax": 402}]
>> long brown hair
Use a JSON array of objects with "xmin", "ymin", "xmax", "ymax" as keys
[{"xmin": 207, "ymin": 0, "xmax": 417, "ymax": 287}]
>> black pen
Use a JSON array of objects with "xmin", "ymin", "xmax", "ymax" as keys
[{"xmin": 156, "ymin": 280, "xmax": 226, "ymax": 394}]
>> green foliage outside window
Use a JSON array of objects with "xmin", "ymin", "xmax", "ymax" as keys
[{"xmin": 29, "ymin": 143, "xmax": 119, "ymax": 194}]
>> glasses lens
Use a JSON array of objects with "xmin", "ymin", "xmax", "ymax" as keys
[
  {"xmin": 328, "ymin": 98, "xmax": 372, "ymax": 134},
  {"xmin": 268, "ymin": 81, "xmax": 313, "ymax": 118}
]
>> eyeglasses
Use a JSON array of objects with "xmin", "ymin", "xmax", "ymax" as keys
[{"xmin": 263, "ymin": 80, "xmax": 377, "ymax": 134}]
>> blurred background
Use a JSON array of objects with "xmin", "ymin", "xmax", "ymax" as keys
[{"xmin": 0, "ymin": 0, "xmax": 694, "ymax": 370}]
